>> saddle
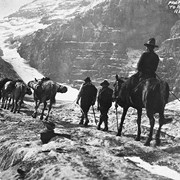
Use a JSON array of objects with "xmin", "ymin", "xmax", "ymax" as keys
[{"xmin": 34, "ymin": 77, "xmax": 51, "ymax": 91}]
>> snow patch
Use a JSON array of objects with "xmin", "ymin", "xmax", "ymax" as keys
[{"xmin": 125, "ymin": 156, "xmax": 180, "ymax": 180}]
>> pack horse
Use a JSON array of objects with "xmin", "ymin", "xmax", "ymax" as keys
[{"xmin": 28, "ymin": 77, "xmax": 68, "ymax": 121}]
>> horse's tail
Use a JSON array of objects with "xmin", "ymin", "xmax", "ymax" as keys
[
  {"xmin": 159, "ymin": 81, "xmax": 170, "ymax": 106},
  {"xmin": 158, "ymin": 81, "xmax": 173, "ymax": 124},
  {"xmin": 51, "ymin": 84, "xmax": 57, "ymax": 104},
  {"xmin": 52, "ymin": 95, "xmax": 56, "ymax": 104}
]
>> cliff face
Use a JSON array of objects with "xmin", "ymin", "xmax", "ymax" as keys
[
  {"xmin": 15, "ymin": 0, "xmax": 179, "ymax": 86},
  {"xmin": 157, "ymin": 19, "xmax": 180, "ymax": 99}
]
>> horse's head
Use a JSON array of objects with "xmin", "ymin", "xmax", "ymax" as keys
[
  {"xmin": 112, "ymin": 74, "xmax": 126, "ymax": 101},
  {"xmin": 57, "ymin": 84, "xmax": 68, "ymax": 93}
]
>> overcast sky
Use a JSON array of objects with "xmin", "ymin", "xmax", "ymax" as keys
[{"xmin": 0, "ymin": 0, "xmax": 33, "ymax": 19}]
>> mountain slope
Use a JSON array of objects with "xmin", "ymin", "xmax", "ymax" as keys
[
  {"xmin": 4, "ymin": 0, "xmax": 178, "ymax": 85},
  {"xmin": 0, "ymin": 57, "xmax": 20, "ymax": 79}
]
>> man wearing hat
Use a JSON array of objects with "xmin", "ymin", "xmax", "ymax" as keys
[
  {"xmin": 76, "ymin": 77, "xmax": 97, "ymax": 126},
  {"xmin": 122, "ymin": 38, "xmax": 160, "ymax": 104},
  {"xmin": 137, "ymin": 37, "xmax": 159, "ymax": 80},
  {"xmin": 97, "ymin": 79, "xmax": 113, "ymax": 131}
]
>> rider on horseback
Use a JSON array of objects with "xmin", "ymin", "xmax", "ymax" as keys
[
  {"xmin": 137, "ymin": 38, "xmax": 159, "ymax": 80},
  {"xmin": 125, "ymin": 38, "xmax": 160, "ymax": 104}
]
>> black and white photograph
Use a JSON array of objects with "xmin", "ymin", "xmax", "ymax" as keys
[{"xmin": 0, "ymin": 0, "xmax": 180, "ymax": 179}]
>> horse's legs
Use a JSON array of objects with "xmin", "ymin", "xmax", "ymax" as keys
[
  {"xmin": 84, "ymin": 112, "xmax": 89, "ymax": 126},
  {"xmin": 4, "ymin": 97, "xmax": 8, "ymax": 109},
  {"xmin": 7, "ymin": 97, "xmax": 12, "ymax": 110},
  {"xmin": 1, "ymin": 98, "xmax": 3, "ymax": 108},
  {"xmin": 135, "ymin": 108, "xmax": 142, "ymax": 141},
  {"xmin": 42, "ymin": 101, "xmax": 47, "ymax": 120},
  {"xmin": 13, "ymin": 99, "xmax": 18, "ymax": 113},
  {"xmin": 144, "ymin": 111, "xmax": 155, "ymax": 146},
  {"xmin": 17, "ymin": 99, "xmax": 23, "ymax": 113},
  {"xmin": 117, "ymin": 107, "xmax": 128, "ymax": 136},
  {"xmin": 97, "ymin": 114, "xmax": 103, "ymax": 130},
  {"xmin": 79, "ymin": 113, "xmax": 84, "ymax": 125},
  {"xmin": 155, "ymin": 123, "xmax": 163, "ymax": 146},
  {"xmin": 11, "ymin": 98, "xmax": 14, "ymax": 112},
  {"xmin": 155, "ymin": 110, "xmax": 165, "ymax": 146},
  {"xmin": 32, "ymin": 100, "xmax": 41, "ymax": 118}
]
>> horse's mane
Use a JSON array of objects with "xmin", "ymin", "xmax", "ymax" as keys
[
  {"xmin": 41, "ymin": 77, "xmax": 50, "ymax": 82},
  {"xmin": 14, "ymin": 79, "xmax": 24, "ymax": 83}
]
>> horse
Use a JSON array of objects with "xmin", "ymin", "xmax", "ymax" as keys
[
  {"xmin": 10, "ymin": 80, "xmax": 32, "ymax": 113},
  {"xmin": 1, "ymin": 79, "xmax": 14, "ymax": 109},
  {"xmin": 0, "ymin": 77, "xmax": 12, "ymax": 99},
  {"xmin": 113, "ymin": 74, "xmax": 172, "ymax": 146},
  {"xmin": 28, "ymin": 77, "xmax": 68, "ymax": 121}
]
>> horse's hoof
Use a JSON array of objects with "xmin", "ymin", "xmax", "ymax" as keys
[
  {"xmin": 163, "ymin": 118, "xmax": 173, "ymax": 125},
  {"xmin": 102, "ymin": 128, "xmax": 108, "ymax": 131},
  {"xmin": 32, "ymin": 114, "xmax": 36, "ymax": 118},
  {"xmin": 79, "ymin": 121, "xmax": 83, "ymax": 125},
  {"xmin": 135, "ymin": 137, "xmax": 140, "ymax": 141},
  {"xmin": 44, "ymin": 117, "xmax": 49, "ymax": 121},
  {"xmin": 155, "ymin": 140, "xmax": 161, "ymax": 146},
  {"xmin": 116, "ymin": 133, "xmax": 121, "ymax": 136},
  {"xmin": 144, "ymin": 142, "xmax": 150, "ymax": 146}
]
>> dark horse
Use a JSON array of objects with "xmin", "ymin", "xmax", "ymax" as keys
[
  {"xmin": 0, "ymin": 77, "xmax": 12, "ymax": 100},
  {"xmin": 1, "ymin": 79, "xmax": 32, "ymax": 112},
  {"xmin": 113, "ymin": 74, "xmax": 172, "ymax": 146},
  {"xmin": 28, "ymin": 77, "xmax": 68, "ymax": 121},
  {"xmin": 11, "ymin": 80, "xmax": 32, "ymax": 113}
]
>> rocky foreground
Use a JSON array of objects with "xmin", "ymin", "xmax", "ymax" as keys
[{"xmin": 0, "ymin": 98, "xmax": 180, "ymax": 180}]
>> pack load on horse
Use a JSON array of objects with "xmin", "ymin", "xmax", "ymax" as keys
[
  {"xmin": 76, "ymin": 77, "xmax": 97, "ymax": 126},
  {"xmin": 28, "ymin": 77, "xmax": 67, "ymax": 121},
  {"xmin": 113, "ymin": 38, "xmax": 172, "ymax": 146},
  {"xmin": 97, "ymin": 80, "xmax": 113, "ymax": 131}
]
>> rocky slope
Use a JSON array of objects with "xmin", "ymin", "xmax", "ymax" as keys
[
  {"xmin": 12, "ymin": 0, "xmax": 179, "ymax": 86},
  {"xmin": 0, "ymin": 57, "xmax": 20, "ymax": 79},
  {"xmin": 157, "ymin": 19, "xmax": 180, "ymax": 99}
]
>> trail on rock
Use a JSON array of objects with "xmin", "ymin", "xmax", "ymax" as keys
[{"xmin": 0, "ymin": 100, "xmax": 180, "ymax": 180}]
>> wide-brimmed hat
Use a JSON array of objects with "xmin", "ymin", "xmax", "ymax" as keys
[
  {"xmin": 144, "ymin": 38, "xmax": 158, "ymax": 48},
  {"xmin": 84, "ymin": 77, "xmax": 91, "ymax": 82},
  {"xmin": 100, "ymin": 80, "xmax": 110, "ymax": 86}
]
